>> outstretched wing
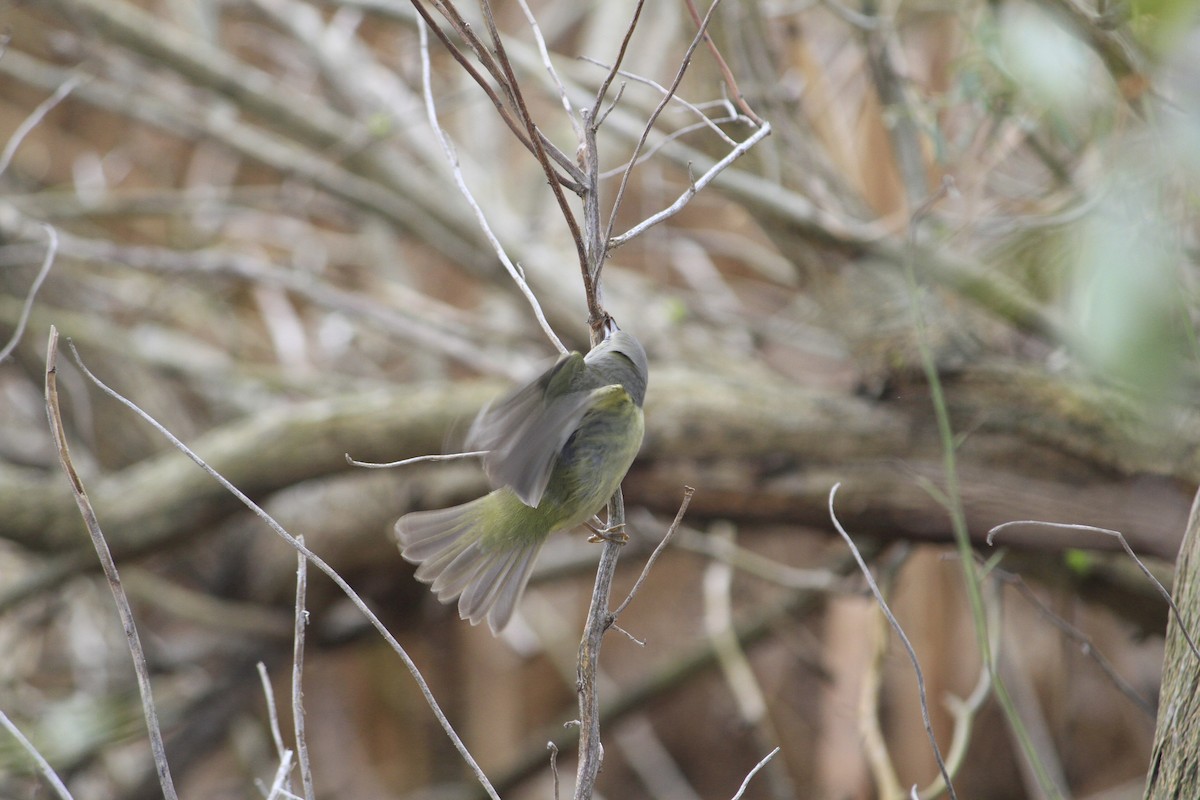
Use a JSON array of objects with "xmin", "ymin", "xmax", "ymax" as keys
[{"xmin": 466, "ymin": 351, "xmax": 595, "ymax": 507}]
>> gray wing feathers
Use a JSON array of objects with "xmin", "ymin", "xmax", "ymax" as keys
[
  {"xmin": 393, "ymin": 499, "xmax": 543, "ymax": 633},
  {"xmin": 467, "ymin": 355, "xmax": 595, "ymax": 507}
]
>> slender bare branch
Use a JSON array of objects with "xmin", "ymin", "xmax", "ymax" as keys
[
  {"xmin": 63, "ymin": 338, "xmax": 502, "ymax": 800},
  {"xmin": 680, "ymin": 0, "xmax": 763, "ymax": 126},
  {"xmin": 0, "ymin": 224, "xmax": 57, "ymax": 363},
  {"xmin": 0, "ymin": 710, "xmax": 75, "ymax": 800},
  {"xmin": 611, "ymin": 486, "xmax": 694, "ymax": 620},
  {"xmin": 0, "ymin": 75, "xmax": 84, "ymax": 177},
  {"xmin": 293, "ymin": 537, "xmax": 316, "ymax": 800},
  {"xmin": 418, "ymin": 18, "xmax": 568, "ymax": 353},
  {"xmin": 989, "ymin": 520, "xmax": 1200, "ymax": 662},
  {"xmin": 829, "ymin": 482, "xmax": 958, "ymax": 800},
  {"xmin": 44, "ymin": 327, "xmax": 180, "ymax": 800},
  {"xmin": 346, "ymin": 450, "xmax": 488, "ymax": 468}
]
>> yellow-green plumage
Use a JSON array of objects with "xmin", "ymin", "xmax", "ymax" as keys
[{"xmin": 394, "ymin": 331, "xmax": 647, "ymax": 633}]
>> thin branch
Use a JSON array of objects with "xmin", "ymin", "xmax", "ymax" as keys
[
  {"xmin": 610, "ymin": 486, "xmax": 694, "ymax": 620},
  {"xmin": 0, "ymin": 74, "xmax": 84, "ymax": 176},
  {"xmin": 599, "ymin": 0, "xmax": 725, "ymax": 265},
  {"xmin": 730, "ymin": 748, "xmax": 781, "ymax": 800},
  {"xmin": 0, "ymin": 710, "xmax": 75, "ymax": 800},
  {"xmin": 989, "ymin": 520, "xmax": 1200, "ymax": 663},
  {"xmin": 587, "ymin": 0, "xmax": 647, "ymax": 123},
  {"xmin": 607, "ymin": 122, "xmax": 771, "ymax": 250},
  {"xmin": 346, "ymin": 450, "xmax": 488, "ymax": 468},
  {"xmin": 993, "ymin": 566, "xmax": 1155, "ymax": 717},
  {"xmin": 579, "ymin": 55, "xmax": 739, "ymax": 146},
  {"xmin": 681, "ymin": 0, "xmax": 763, "ymax": 126},
  {"xmin": 418, "ymin": 18, "xmax": 567, "ymax": 353},
  {"xmin": 292, "ymin": 537, "xmax": 316, "ymax": 800},
  {"xmin": 257, "ymin": 662, "xmax": 290, "ymax": 768},
  {"xmin": 0, "ymin": 224, "xmax": 57, "ymax": 363},
  {"xmin": 63, "ymin": 338, "xmax": 502, "ymax": 800},
  {"xmin": 828, "ymin": 482, "xmax": 958, "ymax": 800},
  {"xmin": 477, "ymin": 0, "xmax": 588, "ymax": 275},
  {"xmin": 44, "ymin": 327, "xmax": 180, "ymax": 800},
  {"xmin": 514, "ymin": 0, "xmax": 582, "ymax": 142},
  {"xmin": 574, "ymin": 487, "xmax": 627, "ymax": 800}
]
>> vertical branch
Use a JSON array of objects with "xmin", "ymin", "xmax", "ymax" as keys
[{"xmin": 43, "ymin": 327, "xmax": 180, "ymax": 800}]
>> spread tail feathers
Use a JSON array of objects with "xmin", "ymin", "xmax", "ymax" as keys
[{"xmin": 393, "ymin": 494, "xmax": 545, "ymax": 633}]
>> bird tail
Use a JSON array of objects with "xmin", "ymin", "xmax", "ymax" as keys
[{"xmin": 393, "ymin": 491, "xmax": 546, "ymax": 633}]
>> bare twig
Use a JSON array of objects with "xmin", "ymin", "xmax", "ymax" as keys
[
  {"xmin": 418, "ymin": 18, "xmax": 568, "ymax": 354},
  {"xmin": 44, "ymin": 327, "xmax": 180, "ymax": 800},
  {"xmin": 828, "ymin": 482, "xmax": 958, "ymax": 800},
  {"xmin": 547, "ymin": 742, "xmax": 561, "ymax": 800},
  {"xmin": 257, "ymin": 662, "xmax": 290, "ymax": 769},
  {"xmin": 587, "ymin": 0, "xmax": 647, "ymax": 124},
  {"xmin": 681, "ymin": 0, "xmax": 763, "ymax": 126},
  {"xmin": 573, "ymin": 487, "xmax": 627, "ymax": 800},
  {"xmin": 610, "ymin": 486, "xmax": 694, "ymax": 620},
  {"xmin": 0, "ymin": 74, "xmax": 83, "ymax": 176},
  {"xmin": 0, "ymin": 710, "xmax": 75, "ymax": 800},
  {"xmin": 993, "ymin": 566, "xmax": 1155, "ymax": 717},
  {"xmin": 989, "ymin": 520, "xmax": 1200, "ymax": 662},
  {"xmin": 607, "ymin": 122, "xmax": 772, "ymax": 250},
  {"xmin": 63, "ymin": 339, "xmax": 502, "ymax": 800},
  {"xmin": 515, "ymin": 0, "xmax": 582, "ymax": 141},
  {"xmin": 0, "ymin": 224, "xmax": 57, "ymax": 363},
  {"xmin": 293, "ymin": 537, "xmax": 316, "ymax": 800},
  {"xmin": 346, "ymin": 450, "xmax": 487, "ymax": 469},
  {"xmin": 730, "ymin": 747, "xmax": 781, "ymax": 800},
  {"xmin": 600, "ymin": 0, "xmax": 725, "ymax": 264}
]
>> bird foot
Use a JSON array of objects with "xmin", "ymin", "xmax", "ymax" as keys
[{"xmin": 587, "ymin": 522, "xmax": 629, "ymax": 544}]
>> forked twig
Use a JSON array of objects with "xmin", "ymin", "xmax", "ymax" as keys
[
  {"xmin": 61, "ymin": 337, "xmax": 502, "ymax": 800},
  {"xmin": 988, "ymin": 520, "xmax": 1200, "ymax": 662},
  {"xmin": 828, "ymin": 482, "xmax": 958, "ymax": 800},
  {"xmin": 680, "ymin": 0, "xmax": 763, "ymax": 126},
  {"xmin": 44, "ymin": 327, "xmax": 180, "ymax": 800}
]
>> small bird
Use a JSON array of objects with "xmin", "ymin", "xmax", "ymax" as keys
[{"xmin": 394, "ymin": 326, "xmax": 648, "ymax": 633}]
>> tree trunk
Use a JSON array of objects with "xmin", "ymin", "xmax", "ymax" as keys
[{"xmin": 1145, "ymin": 488, "xmax": 1200, "ymax": 798}]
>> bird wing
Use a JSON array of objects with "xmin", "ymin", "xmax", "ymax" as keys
[{"xmin": 466, "ymin": 351, "xmax": 596, "ymax": 507}]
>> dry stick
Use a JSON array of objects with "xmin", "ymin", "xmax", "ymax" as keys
[
  {"xmin": 43, "ymin": 327, "xmax": 180, "ymax": 800},
  {"xmin": 417, "ymin": 18, "xmax": 568, "ymax": 354},
  {"xmin": 292, "ymin": 537, "xmax": 316, "ymax": 800},
  {"xmin": 0, "ymin": 74, "xmax": 84, "ymax": 176},
  {"xmin": 427, "ymin": 0, "xmax": 583, "ymax": 188},
  {"xmin": 599, "ymin": 0, "xmax": 726, "ymax": 269},
  {"xmin": 477, "ymin": 0, "xmax": 588, "ymax": 273},
  {"xmin": 63, "ymin": 339, "xmax": 502, "ymax": 800},
  {"xmin": 579, "ymin": 56, "xmax": 739, "ymax": 147},
  {"xmin": 610, "ymin": 486, "xmax": 694, "ymax": 620},
  {"xmin": 347, "ymin": 450, "xmax": 488, "ymax": 469},
  {"xmin": 0, "ymin": 710, "xmax": 75, "ymax": 800},
  {"xmin": 828, "ymin": 482, "xmax": 958, "ymax": 800},
  {"xmin": 514, "ymin": 0, "xmax": 583, "ymax": 142},
  {"xmin": 0, "ymin": 224, "xmax": 56, "ymax": 363},
  {"xmin": 680, "ymin": 0, "xmax": 763, "ymax": 126},
  {"xmin": 574, "ymin": 488, "xmax": 627, "ymax": 800},
  {"xmin": 607, "ymin": 122, "xmax": 771, "ymax": 250},
  {"xmin": 587, "ymin": 0, "xmax": 647, "ymax": 124},
  {"xmin": 730, "ymin": 748, "xmax": 781, "ymax": 800},
  {"xmin": 992, "ymin": 566, "xmax": 1155, "ymax": 717},
  {"xmin": 988, "ymin": 520, "xmax": 1200, "ymax": 663},
  {"xmin": 257, "ymin": 662, "xmax": 291, "ymax": 769}
]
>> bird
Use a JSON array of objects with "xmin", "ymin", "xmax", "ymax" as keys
[{"xmin": 393, "ymin": 326, "xmax": 648, "ymax": 633}]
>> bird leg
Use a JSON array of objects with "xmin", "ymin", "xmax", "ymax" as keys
[{"xmin": 586, "ymin": 519, "xmax": 629, "ymax": 544}]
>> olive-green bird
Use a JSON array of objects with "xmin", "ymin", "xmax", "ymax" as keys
[{"xmin": 394, "ymin": 327, "xmax": 648, "ymax": 633}]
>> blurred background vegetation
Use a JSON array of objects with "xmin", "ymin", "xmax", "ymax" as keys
[{"xmin": 2, "ymin": 0, "xmax": 1200, "ymax": 798}]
